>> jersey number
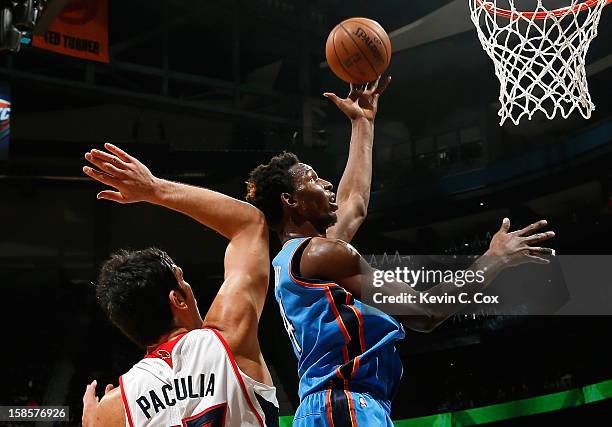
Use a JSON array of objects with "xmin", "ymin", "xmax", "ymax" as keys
[
  {"xmin": 278, "ymin": 294, "xmax": 302, "ymax": 354},
  {"xmin": 182, "ymin": 403, "xmax": 226, "ymax": 427}
]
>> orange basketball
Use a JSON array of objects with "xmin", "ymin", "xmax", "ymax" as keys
[{"xmin": 325, "ymin": 17, "xmax": 392, "ymax": 84}]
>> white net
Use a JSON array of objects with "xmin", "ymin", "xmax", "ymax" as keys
[{"xmin": 469, "ymin": 0, "xmax": 608, "ymax": 125}]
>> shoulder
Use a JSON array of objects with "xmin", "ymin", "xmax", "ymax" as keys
[
  {"xmin": 304, "ymin": 237, "xmax": 360, "ymax": 259},
  {"xmin": 96, "ymin": 388, "xmax": 125, "ymax": 427},
  {"xmin": 301, "ymin": 237, "xmax": 362, "ymax": 278}
]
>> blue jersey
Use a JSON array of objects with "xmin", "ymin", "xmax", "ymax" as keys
[{"xmin": 272, "ymin": 237, "xmax": 405, "ymax": 403}]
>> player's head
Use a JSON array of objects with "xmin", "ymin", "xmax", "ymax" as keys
[
  {"xmin": 96, "ymin": 248, "xmax": 202, "ymax": 348},
  {"xmin": 246, "ymin": 152, "xmax": 338, "ymax": 234}
]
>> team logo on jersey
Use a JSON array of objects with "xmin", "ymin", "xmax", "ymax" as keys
[
  {"xmin": 359, "ymin": 396, "xmax": 368, "ymax": 408},
  {"xmin": 156, "ymin": 349, "xmax": 171, "ymax": 359},
  {"xmin": 0, "ymin": 99, "xmax": 10, "ymax": 126}
]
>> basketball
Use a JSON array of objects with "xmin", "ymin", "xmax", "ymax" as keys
[{"xmin": 325, "ymin": 17, "xmax": 392, "ymax": 84}]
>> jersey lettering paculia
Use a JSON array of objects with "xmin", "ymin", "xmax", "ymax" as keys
[
  {"xmin": 120, "ymin": 328, "xmax": 279, "ymax": 427},
  {"xmin": 272, "ymin": 238, "xmax": 405, "ymax": 402}
]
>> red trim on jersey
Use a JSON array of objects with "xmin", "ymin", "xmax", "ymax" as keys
[
  {"xmin": 144, "ymin": 332, "xmax": 188, "ymax": 369},
  {"xmin": 119, "ymin": 375, "xmax": 135, "ymax": 427},
  {"xmin": 181, "ymin": 402, "xmax": 227, "ymax": 427},
  {"xmin": 205, "ymin": 328, "xmax": 265, "ymax": 427},
  {"xmin": 326, "ymin": 387, "xmax": 335, "ymax": 427},
  {"xmin": 288, "ymin": 239, "xmax": 336, "ymax": 288}
]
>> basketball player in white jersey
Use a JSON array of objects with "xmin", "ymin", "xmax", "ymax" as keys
[{"xmin": 80, "ymin": 143, "xmax": 279, "ymax": 427}]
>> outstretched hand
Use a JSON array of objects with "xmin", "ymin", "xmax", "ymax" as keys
[
  {"xmin": 83, "ymin": 143, "xmax": 159, "ymax": 204},
  {"xmin": 487, "ymin": 218, "xmax": 556, "ymax": 267},
  {"xmin": 82, "ymin": 380, "xmax": 114, "ymax": 427},
  {"xmin": 323, "ymin": 75, "xmax": 391, "ymax": 122}
]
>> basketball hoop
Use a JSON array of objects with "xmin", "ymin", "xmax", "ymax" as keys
[{"xmin": 469, "ymin": 0, "xmax": 610, "ymax": 125}]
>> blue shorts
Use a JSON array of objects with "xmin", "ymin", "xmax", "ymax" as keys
[{"xmin": 293, "ymin": 389, "xmax": 393, "ymax": 427}]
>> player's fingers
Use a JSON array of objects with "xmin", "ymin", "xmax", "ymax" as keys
[
  {"xmin": 348, "ymin": 85, "xmax": 365, "ymax": 101},
  {"xmin": 105, "ymin": 384, "xmax": 115, "ymax": 394},
  {"xmin": 529, "ymin": 247, "xmax": 556, "ymax": 256},
  {"xmin": 515, "ymin": 219, "xmax": 548, "ymax": 236},
  {"xmin": 97, "ymin": 191, "xmax": 126, "ymax": 203},
  {"xmin": 523, "ymin": 231, "xmax": 555, "ymax": 244},
  {"xmin": 85, "ymin": 153, "xmax": 125, "ymax": 177},
  {"xmin": 366, "ymin": 76, "xmax": 381, "ymax": 93},
  {"xmin": 374, "ymin": 75, "xmax": 391, "ymax": 95},
  {"xmin": 525, "ymin": 254, "xmax": 550, "ymax": 264},
  {"xmin": 83, "ymin": 380, "xmax": 97, "ymax": 401},
  {"xmin": 104, "ymin": 143, "xmax": 132, "ymax": 163},
  {"xmin": 89, "ymin": 149, "xmax": 129, "ymax": 170},
  {"xmin": 323, "ymin": 92, "xmax": 342, "ymax": 106},
  {"xmin": 499, "ymin": 217, "xmax": 511, "ymax": 233},
  {"xmin": 83, "ymin": 166, "xmax": 120, "ymax": 188}
]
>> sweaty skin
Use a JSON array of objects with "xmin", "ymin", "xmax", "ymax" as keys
[{"xmin": 81, "ymin": 144, "xmax": 272, "ymax": 426}]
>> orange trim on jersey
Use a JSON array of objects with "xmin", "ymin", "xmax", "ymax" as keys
[
  {"xmin": 282, "ymin": 237, "xmax": 300, "ymax": 248},
  {"xmin": 205, "ymin": 328, "xmax": 265, "ymax": 427},
  {"xmin": 341, "ymin": 347, "xmax": 349, "ymax": 364},
  {"xmin": 347, "ymin": 304, "xmax": 366, "ymax": 353},
  {"xmin": 324, "ymin": 288, "xmax": 351, "ymax": 346},
  {"xmin": 326, "ymin": 387, "xmax": 335, "ymax": 427},
  {"xmin": 288, "ymin": 238, "xmax": 336, "ymax": 288},
  {"xmin": 343, "ymin": 385, "xmax": 359, "ymax": 427},
  {"xmin": 335, "ymin": 366, "xmax": 344, "ymax": 380},
  {"xmin": 351, "ymin": 357, "xmax": 360, "ymax": 377},
  {"xmin": 119, "ymin": 375, "xmax": 135, "ymax": 427}
]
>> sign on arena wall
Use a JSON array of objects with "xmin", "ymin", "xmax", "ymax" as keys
[
  {"xmin": 0, "ymin": 84, "xmax": 9, "ymax": 161},
  {"xmin": 33, "ymin": 0, "xmax": 109, "ymax": 63}
]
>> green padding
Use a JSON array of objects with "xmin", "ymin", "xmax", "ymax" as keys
[
  {"xmin": 583, "ymin": 379, "xmax": 612, "ymax": 404},
  {"xmin": 452, "ymin": 389, "xmax": 584, "ymax": 426},
  {"xmin": 277, "ymin": 379, "xmax": 612, "ymax": 426}
]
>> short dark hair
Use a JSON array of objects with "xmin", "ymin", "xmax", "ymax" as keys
[
  {"xmin": 96, "ymin": 248, "xmax": 178, "ymax": 348},
  {"xmin": 246, "ymin": 152, "xmax": 299, "ymax": 228}
]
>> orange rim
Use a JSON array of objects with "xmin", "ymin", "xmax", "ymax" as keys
[{"xmin": 475, "ymin": 0, "xmax": 611, "ymax": 20}]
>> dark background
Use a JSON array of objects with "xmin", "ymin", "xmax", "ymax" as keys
[{"xmin": 1, "ymin": 0, "xmax": 611, "ymax": 425}]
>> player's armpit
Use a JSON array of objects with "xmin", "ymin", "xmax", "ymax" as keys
[
  {"xmin": 202, "ymin": 219, "xmax": 272, "ymax": 385},
  {"xmin": 300, "ymin": 237, "xmax": 437, "ymax": 332}
]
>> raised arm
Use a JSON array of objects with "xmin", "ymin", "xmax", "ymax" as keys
[
  {"xmin": 84, "ymin": 143, "xmax": 260, "ymax": 240},
  {"xmin": 324, "ymin": 76, "xmax": 391, "ymax": 242},
  {"xmin": 300, "ymin": 218, "xmax": 555, "ymax": 332},
  {"xmin": 83, "ymin": 144, "xmax": 272, "ymax": 383},
  {"xmin": 83, "ymin": 144, "xmax": 269, "ymax": 319}
]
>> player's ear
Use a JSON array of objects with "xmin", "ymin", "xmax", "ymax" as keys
[
  {"xmin": 168, "ymin": 289, "xmax": 188, "ymax": 310},
  {"xmin": 281, "ymin": 192, "xmax": 298, "ymax": 208}
]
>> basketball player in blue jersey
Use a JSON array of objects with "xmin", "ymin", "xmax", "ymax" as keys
[{"xmin": 246, "ymin": 78, "xmax": 555, "ymax": 426}]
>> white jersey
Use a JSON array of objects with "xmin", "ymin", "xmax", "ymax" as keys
[{"xmin": 119, "ymin": 328, "xmax": 278, "ymax": 427}]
